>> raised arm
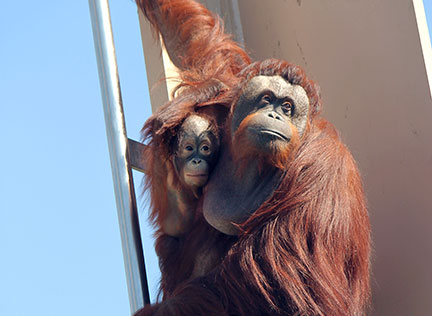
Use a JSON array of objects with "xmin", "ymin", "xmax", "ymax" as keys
[{"xmin": 136, "ymin": 0, "xmax": 250, "ymax": 84}]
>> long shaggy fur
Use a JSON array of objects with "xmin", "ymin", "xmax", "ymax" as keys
[
  {"xmin": 136, "ymin": 1, "xmax": 371, "ymax": 315},
  {"xmin": 138, "ymin": 0, "xmax": 251, "ymax": 298},
  {"xmin": 136, "ymin": 0, "xmax": 250, "ymax": 87}
]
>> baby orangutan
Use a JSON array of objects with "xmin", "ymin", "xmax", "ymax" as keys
[{"xmin": 161, "ymin": 114, "xmax": 219, "ymax": 236}]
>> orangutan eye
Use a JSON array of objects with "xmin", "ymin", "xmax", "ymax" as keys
[
  {"xmin": 185, "ymin": 145, "xmax": 194, "ymax": 151},
  {"xmin": 200, "ymin": 144, "xmax": 211, "ymax": 155},
  {"xmin": 281, "ymin": 101, "xmax": 294, "ymax": 115},
  {"xmin": 261, "ymin": 94, "xmax": 272, "ymax": 104}
]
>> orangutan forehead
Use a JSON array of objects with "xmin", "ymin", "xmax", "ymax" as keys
[
  {"xmin": 180, "ymin": 115, "xmax": 211, "ymax": 136},
  {"xmin": 242, "ymin": 75, "xmax": 308, "ymax": 101}
]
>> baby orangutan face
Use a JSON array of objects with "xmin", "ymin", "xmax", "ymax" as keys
[{"xmin": 174, "ymin": 115, "xmax": 219, "ymax": 190}]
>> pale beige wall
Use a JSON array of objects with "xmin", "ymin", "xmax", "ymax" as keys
[
  {"xmin": 138, "ymin": 11, "xmax": 179, "ymax": 111},
  {"xmin": 237, "ymin": 0, "xmax": 432, "ymax": 315}
]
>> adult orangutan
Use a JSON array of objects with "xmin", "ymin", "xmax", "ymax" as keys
[{"xmin": 137, "ymin": 0, "xmax": 371, "ymax": 315}]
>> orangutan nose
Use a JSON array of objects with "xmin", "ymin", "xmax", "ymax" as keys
[
  {"xmin": 267, "ymin": 111, "xmax": 282, "ymax": 121},
  {"xmin": 192, "ymin": 158, "xmax": 202, "ymax": 164}
]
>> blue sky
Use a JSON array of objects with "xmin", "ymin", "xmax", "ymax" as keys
[{"xmin": 0, "ymin": 1, "xmax": 431, "ymax": 316}]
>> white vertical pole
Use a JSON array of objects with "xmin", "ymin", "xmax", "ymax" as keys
[{"xmin": 88, "ymin": 0, "xmax": 150, "ymax": 313}]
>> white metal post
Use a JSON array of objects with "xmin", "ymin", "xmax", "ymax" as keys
[{"xmin": 88, "ymin": 0, "xmax": 150, "ymax": 313}]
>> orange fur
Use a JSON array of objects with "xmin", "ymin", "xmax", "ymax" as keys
[
  {"xmin": 227, "ymin": 119, "xmax": 370, "ymax": 316},
  {"xmin": 136, "ymin": 1, "xmax": 370, "ymax": 315},
  {"xmin": 232, "ymin": 112, "xmax": 300, "ymax": 174}
]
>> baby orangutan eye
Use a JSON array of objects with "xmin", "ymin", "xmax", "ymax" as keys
[{"xmin": 200, "ymin": 144, "xmax": 211, "ymax": 155}]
